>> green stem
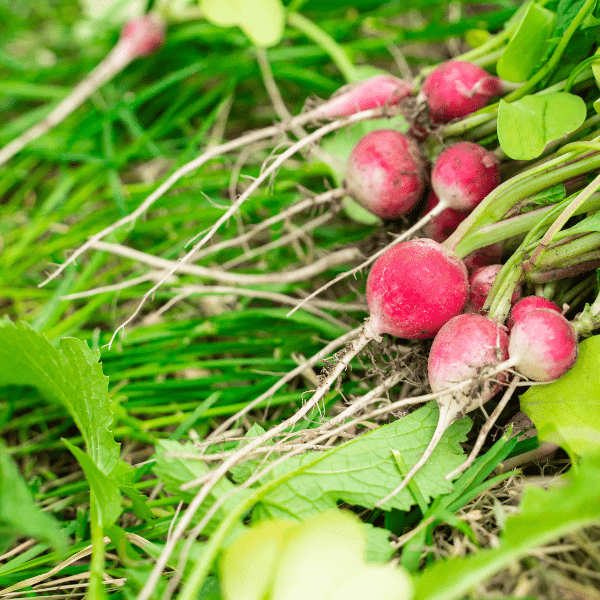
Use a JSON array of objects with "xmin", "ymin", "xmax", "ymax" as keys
[
  {"xmin": 88, "ymin": 494, "xmax": 107, "ymax": 600},
  {"xmin": 504, "ymin": 0, "xmax": 597, "ymax": 102},
  {"xmin": 287, "ymin": 12, "xmax": 360, "ymax": 83}
]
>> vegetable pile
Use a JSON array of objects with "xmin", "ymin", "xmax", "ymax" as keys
[{"xmin": 4, "ymin": 1, "xmax": 600, "ymax": 598}]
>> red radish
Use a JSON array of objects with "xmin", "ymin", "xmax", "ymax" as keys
[
  {"xmin": 420, "ymin": 191, "xmax": 468, "ymax": 243},
  {"xmin": 345, "ymin": 130, "xmax": 426, "ymax": 219},
  {"xmin": 366, "ymin": 238, "xmax": 469, "ymax": 339},
  {"xmin": 508, "ymin": 308, "xmax": 578, "ymax": 381},
  {"xmin": 462, "ymin": 243, "xmax": 504, "ymax": 273},
  {"xmin": 377, "ymin": 314, "xmax": 509, "ymax": 506},
  {"xmin": 507, "ymin": 296, "xmax": 562, "ymax": 331},
  {"xmin": 313, "ymin": 75, "xmax": 414, "ymax": 119},
  {"xmin": 419, "ymin": 60, "xmax": 505, "ymax": 123},
  {"xmin": 0, "ymin": 13, "xmax": 166, "ymax": 168},
  {"xmin": 432, "ymin": 142, "xmax": 500, "ymax": 212},
  {"xmin": 466, "ymin": 264, "xmax": 522, "ymax": 315}
]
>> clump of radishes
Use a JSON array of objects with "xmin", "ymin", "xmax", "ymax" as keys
[
  {"xmin": 345, "ymin": 130, "xmax": 426, "ymax": 219},
  {"xmin": 508, "ymin": 308, "xmax": 578, "ymax": 381},
  {"xmin": 312, "ymin": 75, "xmax": 414, "ymax": 119},
  {"xmin": 419, "ymin": 60, "xmax": 506, "ymax": 123},
  {"xmin": 366, "ymin": 238, "xmax": 469, "ymax": 339}
]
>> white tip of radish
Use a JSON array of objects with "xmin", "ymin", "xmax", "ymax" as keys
[
  {"xmin": 314, "ymin": 75, "xmax": 414, "ymax": 119},
  {"xmin": 120, "ymin": 13, "xmax": 165, "ymax": 58},
  {"xmin": 508, "ymin": 308, "xmax": 578, "ymax": 381}
]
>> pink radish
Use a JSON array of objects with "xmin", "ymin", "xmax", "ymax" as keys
[
  {"xmin": 312, "ymin": 75, "xmax": 414, "ymax": 119},
  {"xmin": 466, "ymin": 264, "xmax": 522, "ymax": 315},
  {"xmin": 0, "ymin": 13, "xmax": 166, "ymax": 168},
  {"xmin": 508, "ymin": 308, "xmax": 578, "ymax": 381},
  {"xmin": 432, "ymin": 142, "xmax": 500, "ymax": 211},
  {"xmin": 506, "ymin": 296, "xmax": 562, "ymax": 331},
  {"xmin": 420, "ymin": 191, "xmax": 469, "ymax": 243},
  {"xmin": 345, "ymin": 130, "xmax": 426, "ymax": 219},
  {"xmin": 366, "ymin": 238, "xmax": 469, "ymax": 339},
  {"xmin": 462, "ymin": 243, "xmax": 504, "ymax": 273},
  {"xmin": 419, "ymin": 60, "xmax": 506, "ymax": 123},
  {"xmin": 377, "ymin": 314, "xmax": 509, "ymax": 506}
]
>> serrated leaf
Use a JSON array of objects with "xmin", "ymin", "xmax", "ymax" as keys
[
  {"xmin": 121, "ymin": 486, "xmax": 155, "ymax": 523},
  {"xmin": 0, "ymin": 441, "xmax": 68, "ymax": 555},
  {"xmin": 497, "ymin": 94, "xmax": 587, "ymax": 160},
  {"xmin": 257, "ymin": 403, "xmax": 470, "ymax": 519},
  {"xmin": 413, "ymin": 452, "xmax": 600, "ymax": 600},
  {"xmin": 520, "ymin": 335, "xmax": 600, "ymax": 457},
  {"xmin": 64, "ymin": 440, "xmax": 122, "ymax": 529},
  {"xmin": 152, "ymin": 440, "xmax": 250, "ymax": 534},
  {"xmin": 0, "ymin": 318, "xmax": 121, "ymax": 476},
  {"xmin": 497, "ymin": 2, "xmax": 555, "ymax": 83}
]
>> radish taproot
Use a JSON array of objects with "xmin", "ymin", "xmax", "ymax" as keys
[
  {"xmin": 313, "ymin": 75, "xmax": 414, "ymax": 119},
  {"xmin": 508, "ymin": 308, "xmax": 578, "ymax": 381},
  {"xmin": 506, "ymin": 295, "xmax": 562, "ymax": 330},
  {"xmin": 376, "ymin": 314, "xmax": 509, "ymax": 506},
  {"xmin": 466, "ymin": 264, "xmax": 522, "ymax": 315},
  {"xmin": 419, "ymin": 60, "xmax": 506, "ymax": 123},
  {"xmin": 0, "ymin": 13, "xmax": 166, "ymax": 168},
  {"xmin": 345, "ymin": 130, "xmax": 426, "ymax": 219}
]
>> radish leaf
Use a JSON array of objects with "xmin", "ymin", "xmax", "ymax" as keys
[
  {"xmin": 520, "ymin": 335, "xmax": 600, "ymax": 458},
  {"xmin": 497, "ymin": 93, "xmax": 587, "ymax": 160}
]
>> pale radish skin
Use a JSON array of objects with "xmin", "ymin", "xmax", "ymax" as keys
[
  {"xmin": 345, "ymin": 130, "xmax": 426, "ymax": 219},
  {"xmin": 0, "ymin": 14, "xmax": 165, "ymax": 168},
  {"xmin": 466, "ymin": 264, "xmax": 522, "ymax": 315},
  {"xmin": 366, "ymin": 238, "xmax": 469, "ymax": 339},
  {"xmin": 432, "ymin": 141, "xmax": 501, "ymax": 211},
  {"xmin": 508, "ymin": 308, "xmax": 579, "ymax": 381},
  {"xmin": 419, "ymin": 60, "xmax": 506, "ymax": 123},
  {"xmin": 376, "ymin": 314, "xmax": 509, "ymax": 507},
  {"xmin": 420, "ymin": 190, "xmax": 468, "ymax": 243},
  {"xmin": 312, "ymin": 75, "xmax": 414, "ymax": 119},
  {"xmin": 506, "ymin": 295, "xmax": 562, "ymax": 331}
]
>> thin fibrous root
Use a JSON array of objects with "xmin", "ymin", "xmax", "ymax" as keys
[
  {"xmin": 287, "ymin": 201, "xmax": 446, "ymax": 317},
  {"xmin": 444, "ymin": 375, "xmax": 521, "ymax": 480},
  {"xmin": 39, "ymin": 104, "xmax": 406, "ymax": 289}
]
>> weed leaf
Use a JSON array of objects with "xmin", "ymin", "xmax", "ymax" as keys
[
  {"xmin": 0, "ymin": 318, "xmax": 121, "ymax": 476},
  {"xmin": 520, "ymin": 335, "xmax": 600, "ymax": 457}
]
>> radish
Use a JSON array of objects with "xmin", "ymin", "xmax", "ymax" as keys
[
  {"xmin": 466, "ymin": 264, "xmax": 522, "ymax": 315},
  {"xmin": 419, "ymin": 60, "xmax": 506, "ymax": 123},
  {"xmin": 377, "ymin": 314, "xmax": 509, "ymax": 506},
  {"xmin": 508, "ymin": 308, "xmax": 578, "ymax": 381},
  {"xmin": 431, "ymin": 142, "xmax": 500, "ymax": 212},
  {"xmin": 312, "ymin": 75, "xmax": 414, "ymax": 119},
  {"xmin": 506, "ymin": 295, "xmax": 562, "ymax": 331},
  {"xmin": 366, "ymin": 238, "xmax": 469, "ymax": 339},
  {"xmin": 421, "ymin": 191, "xmax": 468, "ymax": 243},
  {"xmin": 462, "ymin": 243, "xmax": 504, "ymax": 273},
  {"xmin": 0, "ymin": 13, "xmax": 166, "ymax": 168},
  {"xmin": 345, "ymin": 130, "xmax": 426, "ymax": 219}
]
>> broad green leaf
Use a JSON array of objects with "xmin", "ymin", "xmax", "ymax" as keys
[
  {"xmin": 152, "ymin": 440, "xmax": 250, "ymax": 534},
  {"xmin": 0, "ymin": 318, "xmax": 121, "ymax": 476},
  {"xmin": 256, "ymin": 403, "xmax": 470, "ymax": 518},
  {"xmin": 201, "ymin": 0, "xmax": 285, "ymax": 47},
  {"xmin": 0, "ymin": 441, "xmax": 68, "ymax": 555},
  {"xmin": 520, "ymin": 335, "xmax": 600, "ymax": 457},
  {"xmin": 64, "ymin": 440, "xmax": 122, "ymax": 529},
  {"xmin": 497, "ymin": 2, "xmax": 555, "ymax": 82},
  {"xmin": 230, "ymin": 423, "xmax": 275, "ymax": 484},
  {"xmin": 413, "ymin": 452, "xmax": 600, "ymax": 600},
  {"xmin": 497, "ymin": 94, "xmax": 587, "ymax": 160}
]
